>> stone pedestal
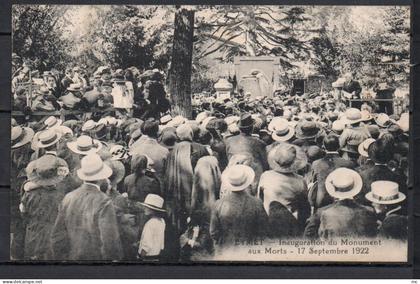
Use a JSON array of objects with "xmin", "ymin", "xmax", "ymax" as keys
[{"xmin": 234, "ymin": 56, "xmax": 280, "ymax": 98}]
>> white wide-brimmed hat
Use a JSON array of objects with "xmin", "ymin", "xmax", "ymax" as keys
[
  {"xmin": 325, "ymin": 168, "xmax": 363, "ymax": 199},
  {"xmin": 358, "ymin": 138, "xmax": 376, "ymax": 157},
  {"xmin": 37, "ymin": 129, "xmax": 62, "ymax": 149},
  {"xmin": 332, "ymin": 120, "xmax": 346, "ymax": 134},
  {"xmin": 224, "ymin": 116, "xmax": 240, "ymax": 126},
  {"xmin": 82, "ymin": 120, "xmax": 97, "ymax": 132},
  {"xmin": 221, "ymin": 164, "xmax": 255, "ymax": 192},
  {"xmin": 77, "ymin": 153, "xmax": 112, "ymax": 181},
  {"xmin": 67, "ymin": 83, "xmax": 83, "ymax": 92},
  {"xmin": 196, "ymin": 112, "xmax": 209, "ymax": 124},
  {"xmin": 44, "ymin": 116, "xmax": 62, "ymax": 129},
  {"xmin": 11, "ymin": 126, "xmax": 34, "ymax": 149},
  {"xmin": 67, "ymin": 135, "xmax": 102, "ymax": 155},
  {"xmin": 268, "ymin": 117, "xmax": 295, "ymax": 142},
  {"xmin": 365, "ymin": 181, "xmax": 406, "ymax": 205},
  {"xmin": 110, "ymin": 144, "xmax": 130, "ymax": 161},
  {"xmin": 360, "ymin": 110, "xmax": 373, "ymax": 122},
  {"xmin": 342, "ymin": 108, "xmax": 363, "ymax": 125},
  {"xmin": 375, "ymin": 113, "xmax": 395, "ymax": 128},
  {"xmin": 141, "ymin": 194, "xmax": 166, "ymax": 212},
  {"xmin": 268, "ymin": 143, "xmax": 307, "ymax": 173},
  {"xmin": 168, "ymin": 115, "xmax": 186, "ymax": 128},
  {"xmin": 26, "ymin": 155, "xmax": 69, "ymax": 187}
]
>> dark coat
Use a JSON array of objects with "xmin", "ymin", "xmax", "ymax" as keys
[
  {"xmin": 225, "ymin": 133, "xmax": 268, "ymax": 170},
  {"xmin": 304, "ymin": 199, "xmax": 377, "ymax": 239},
  {"xmin": 379, "ymin": 214, "xmax": 408, "ymax": 241},
  {"xmin": 343, "ymin": 80, "xmax": 362, "ymax": 97},
  {"xmin": 210, "ymin": 191, "xmax": 268, "ymax": 247},
  {"xmin": 309, "ymin": 153, "xmax": 356, "ymax": 210},
  {"xmin": 21, "ymin": 182, "xmax": 65, "ymax": 260},
  {"xmin": 258, "ymin": 170, "xmax": 310, "ymax": 230},
  {"xmin": 130, "ymin": 136, "xmax": 169, "ymax": 188},
  {"xmin": 124, "ymin": 173, "xmax": 161, "ymax": 202},
  {"xmin": 225, "ymin": 133, "xmax": 268, "ymax": 194},
  {"xmin": 339, "ymin": 126, "xmax": 371, "ymax": 154},
  {"xmin": 268, "ymin": 201, "xmax": 301, "ymax": 239},
  {"xmin": 108, "ymin": 189, "xmax": 139, "ymax": 260},
  {"xmin": 166, "ymin": 141, "xmax": 209, "ymax": 234},
  {"xmin": 51, "ymin": 183, "xmax": 123, "ymax": 261},
  {"xmin": 60, "ymin": 76, "xmax": 73, "ymax": 93},
  {"xmin": 358, "ymin": 164, "xmax": 407, "ymax": 206}
]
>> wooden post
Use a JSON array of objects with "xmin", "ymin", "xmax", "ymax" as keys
[{"xmin": 168, "ymin": 7, "xmax": 195, "ymax": 119}]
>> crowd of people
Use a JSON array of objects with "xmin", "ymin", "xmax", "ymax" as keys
[{"xmin": 11, "ymin": 60, "xmax": 409, "ymax": 262}]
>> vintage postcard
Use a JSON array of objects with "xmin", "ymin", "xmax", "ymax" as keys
[{"xmin": 10, "ymin": 5, "xmax": 409, "ymax": 262}]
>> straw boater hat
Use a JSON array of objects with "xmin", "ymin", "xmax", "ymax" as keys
[
  {"xmin": 358, "ymin": 138, "xmax": 376, "ymax": 157},
  {"xmin": 160, "ymin": 114, "xmax": 172, "ymax": 125},
  {"xmin": 325, "ymin": 168, "xmax": 363, "ymax": 199},
  {"xmin": 224, "ymin": 116, "xmax": 240, "ymax": 126},
  {"xmin": 77, "ymin": 153, "xmax": 112, "ymax": 181},
  {"xmin": 11, "ymin": 126, "xmax": 34, "ymax": 149},
  {"xmin": 221, "ymin": 164, "xmax": 255, "ymax": 192},
  {"xmin": 268, "ymin": 144, "xmax": 307, "ymax": 174},
  {"xmin": 168, "ymin": 115, "xmax": 186, "ymax": 128},
  {"xmin": 360, "ymin": 110, "xmax": 373, "ymax": 122},
  {"xmin": 44, "ymin": 116, "xmax": 63, "ymax": 129},
  {"xmin": 268, "ymin": 117, "xmax": 295, "ymax": 142},
  {"xmin": 93, "ymin": 123, "xmax": 107, "ymax": 140},
  {"xmin": 67, "ymin": 135, "xmax": 102, "ymax": 155},
  {"xmin": 82, "ymin": 120, "xmax": 97, "ymax": 132},
  {"xmin": 67, "ymin": 83, "xmax": 83, "ymax": 92},
  {"xmin": 25, "ymin": 155, "xmax": 69, "ymax": 187},
  {"xmin": 365, "ymin": 181, "xmax": 406, "ymax": 205},
  {"xmin": 110, "ymin": 145, "xmax": 130, "ymax": 161},
  {"xmin": 375, "ymin": 113, "xmax": 395, "ymax": 128},
  {"xmin": 141, "ymin": 194, "xmax": 166, "ymax": 212},
  {"xmin": 37, "ymin": 129, "xmax": 62, "ymax": 149},
  {"xmin": 43, "ymin": 116, "xmax": 72, "ymax": 137}
]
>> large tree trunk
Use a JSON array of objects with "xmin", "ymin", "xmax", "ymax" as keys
[{"xmin": 168, "ymin": 7, "xmax": 195, "ymax": 119}]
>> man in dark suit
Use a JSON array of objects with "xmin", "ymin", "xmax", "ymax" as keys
[
  {"xmin": 51, "ymin": 154, "xmax": 123, "ymax": 261},
  {"xmin": 357, "ymin": 137, "xmax": 407, "ymax": 206},
  {"xmin": 309, "ymin": 135, "xmax": 356, "ymax": 211},
  {"xmin": 224, "ymin": 113, "xmax": 268, "ymax": 195},
  {"xmin": 304, "ymin": 168, "xmax": 377, "ymax": 239},
  {"xmin": 210, "ymin": 165, "xmax": 268, "ymax": 249},
  {"xmin": 342, "ymin": 73, "xmax": 362, "ymax": 109}
]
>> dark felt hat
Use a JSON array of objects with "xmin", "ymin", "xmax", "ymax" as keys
[{"xmin": 237, "ymin": 112, "xmax": 254, "ymax": 130}]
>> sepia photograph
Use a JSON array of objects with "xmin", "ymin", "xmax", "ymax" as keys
[{"xmin": 10, "ymin": 4, "xmax": 410, "ymax": 263}]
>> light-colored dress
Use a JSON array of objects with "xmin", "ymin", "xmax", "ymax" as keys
[{"xmin": 111, "ymin": 83, "xmax": 134, "ymax": 109}]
